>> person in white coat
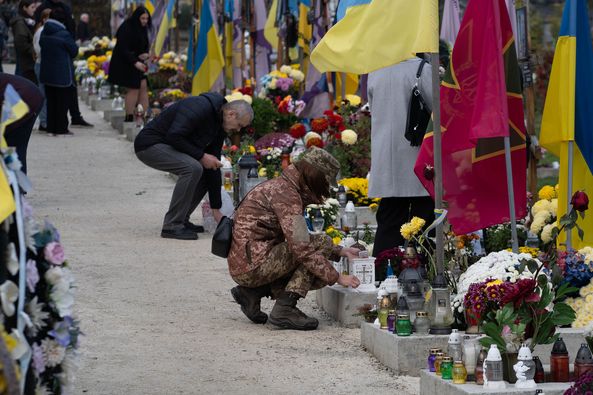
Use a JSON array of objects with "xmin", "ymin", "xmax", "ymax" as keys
[{"xmin": 367, "ymin": 55, "xmax": 435, "ymax": 256}]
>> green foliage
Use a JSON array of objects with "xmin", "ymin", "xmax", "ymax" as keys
[
  {"xmin": 484, "ymin": 223, "xmax": 527, "ymax": 253},
  {"xmin": 251, "ymin": 98, "xmax": 280, "ymax": 139}
]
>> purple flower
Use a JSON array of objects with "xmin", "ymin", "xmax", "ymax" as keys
[
  {"xmin": 31, "ymin": 343, "xmax": 45, "ymax": 375},
  {"xmin": 26, "ymin": 259, "xmax": 39, "ymax": 293},
  {"xmin": 49, "ymin": 317, "xmax": 73, "ymax": 347},
  {"xmin": 276, "ymin": 77, "xmax": 294, "ymax": 91},
  {"xmin": 44, "ymin": 242, "xmax": 65, "ymax": 266}
]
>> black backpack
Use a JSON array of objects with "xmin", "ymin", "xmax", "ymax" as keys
[{"xmin": 404, "ymin": 59, "xmax": 431, "ymax": 147}]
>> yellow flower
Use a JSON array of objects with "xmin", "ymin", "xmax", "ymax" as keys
[
  {"xmin": 541, "ymin": 224, "xmax": 556, "ymax": 244},
  {"xmin": 344, "ymin": 94, "xmax": 361, "ymax": 106},
  {"xmin": 531, "ymin": 199, "xmax": 553, "ymax": 217},
  {"xmin": 249, "ymin": 145, "xmax": 256, "ymax": 154},
  {"xmin": 332, "ymin": 237, "xmax": 342, "ymax": 245},
  {"xmin": 258, "ymin": 168, "xmax": 267, "ymax": 177},
  {"xmin": 538, "ymin": 185, "xmax": 556, "ymax": 200},
  {"xmin": 400, "ymin": 217, "xmax": 425, "ymax": 241},
  {"xmin": 369, "ymin": 203, "xmax": 378, "ymax": 212},
  {"xmin": 326, "ymin": 226, "xmax": 335, "ymax": 233},
  {"xmin": 486, "ymin": 279, "xmax": 503, "ymax": 287}
]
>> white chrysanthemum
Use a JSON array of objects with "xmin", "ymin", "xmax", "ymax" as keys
[
  {"xmin": 530, "ymin": 211, "xmax": 551, "ymax": 234},
  {"xmin": 550, "ymin": 198, "xmax": 558, "ymax": 218},
  {"xmin": 341, "ymin": 129, "xmax": 358, "ymax": 145},
  {"xmin": 289, "ymin": 69, "xmax": 305, "ymax": 82},
  {"xmin": 531, "ymin": 199, "xmax": 553, "ymax": 217},
  {"xmin": 279, "ymin": 65, "xmax": 292, "ymax": 74},
  {"xmin": 541, "ymin": 224, "xmax": 556, "ymax": 244},
  {"xmin": 304, "ymin": 131, "xmax": 322, "ymax": 144},
  {"xmin": 25, "ymin": 297, "xmax": 49, "ymax": 337},
  {"xmin": 41, "ymin": 339, "xmax": 65, "ymax": 368}
]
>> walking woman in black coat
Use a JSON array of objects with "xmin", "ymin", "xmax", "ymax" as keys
[{"xmin": 108, "ymin": 6, "xmax": 151, "ymax": 122}]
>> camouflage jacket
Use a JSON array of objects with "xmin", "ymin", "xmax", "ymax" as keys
[{"xmin": 227, "ymin": 165, "xmax": 342, "ymax": 285}]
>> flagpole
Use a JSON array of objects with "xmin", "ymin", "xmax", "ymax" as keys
[
  {"xmin": 504, "ymin": 136, "xmax": 520, "ymax": 252},
  {"xmin": 430, "ymin": 51, "xmax": 444, "ymax": 274},
  {"xmin": 566, "ymin": 141, "xmax": 574, "ymax": 249}
]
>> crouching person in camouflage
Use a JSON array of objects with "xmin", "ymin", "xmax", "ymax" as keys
[{"xmin": 227, "ymin": 147, "xmax": 361, "ymax": 330}]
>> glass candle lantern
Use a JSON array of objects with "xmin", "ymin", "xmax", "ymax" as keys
[
  {"xmin": 462, "ymin": 335, "xmax": 479, "ymax": 375},
  {"xmin": 425, "ymin": 274, "xmax": 453, "ymax": 335},
  {"xmin": 428, "ymin": 348, "xmax": 442, "ymax": 372},
  {"xmin": 414, "ymin": 311, "xmax": 431, "ymax": 334},
  {"xmin": 377, "ymin": 290, "xmax": 391, "ymax": 329},
  {"xmin": 312, "ymin": 217, "xmax": 325, "ymax": 233},
  {"xmin": 387, "ymin": 310, "xmax": 396, "ymax": 333},
  {"xmin": 447, "ymin": 329, "xmax": 463, "ymax": 362},
  {"xmin": 341, "ymin": 201, "xmax": 357, "ymax": 232},
  {"xmin": 483, "ymin": 345, "xmax": 506, "ymax": 390},
  {"xmin": 441, "ymin": 356, "xmax": 453, "ymax": 380},
  {"xmin": 396, "ymin": 313, "xmax": 412, "ymax": 336},
  {"xmin": 474, "ymin": 347, "xmax": 487, "ymax": 385},
  {"xmin": 396, "ymin": 294, "xmax": 410, "ymax": 316},
  {"xmin": 575, "ymin": 343, "xmax": 593, "ymax": 378},
  {"xmin": 515, "ymin": 344, "xmax": 537, "ymax": 389},
  {"xmin": 435, "ymin": 352, "xmax": 445, "ymax": 376},
  {"xmin": 452, "ymin": 361, "xmax": 467, "ymax": 384},
  {"xmin": 550, "ymin": 337, "xmax": 570, "ymax": 382}
]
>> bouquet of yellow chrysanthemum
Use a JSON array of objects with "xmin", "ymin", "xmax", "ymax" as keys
[{"xmin": 400, "ymin": 217, "xmax": 426, "ymax": 241}]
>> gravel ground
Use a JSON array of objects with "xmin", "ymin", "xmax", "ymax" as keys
[{"xmin": 25, "ymin": 101, "xmax": 420, "ymax": 394}]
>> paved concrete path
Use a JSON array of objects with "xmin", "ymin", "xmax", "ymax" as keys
[{"xmin": 25, "ymin": 100, "xmax": 419, "ymax": 394}]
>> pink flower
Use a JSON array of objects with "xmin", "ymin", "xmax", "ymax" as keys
[
  {"xmin": 44, "ymin": 242, "xmax": 65, "ymax": 266},
  {"xmin": 26, "ymin": 259, "xmax": 39, "ymax": 292}
]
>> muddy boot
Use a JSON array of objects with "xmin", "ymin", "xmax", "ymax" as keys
[
  {"xmin": 231, "ymin": 286, "xmax": 269, "ymax": 324},
  {"xmin": 268, "ymin": 292, "xmax": 319, "ymax": 330}
]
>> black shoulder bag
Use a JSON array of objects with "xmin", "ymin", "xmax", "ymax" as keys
[
  {"xmin": 211, "ymin": 194, "xmax": 247, "ymax": 258},
  {"xmin": 404, "ymin": 59, "xmax": 431, "ymax": 147}
]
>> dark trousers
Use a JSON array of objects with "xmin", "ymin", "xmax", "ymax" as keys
[
  {"xmin": 136, "ymin": 143, "xmax": 208, "ymax": 230},
  {"xmin": 4, "ymin": 115, "xmax": 36, "ymax": 174},
  {"xmin": 68, "ymin": 84, "xmax": 82, "ymax": 121},
  {"xmin": 45, "ymin": 85, "xmax": 70, "ymax": 134},
  {"xmin": 373, "ymin": 196, "xmax": 435, "ymax": 257}
]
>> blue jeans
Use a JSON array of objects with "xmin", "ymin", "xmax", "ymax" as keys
[{"xmin": 34, "ymin": 62, "xmax": 46, "ymax": 127}]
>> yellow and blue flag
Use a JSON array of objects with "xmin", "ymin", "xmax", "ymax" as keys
[
  {"xmin": 191, "ymin": 0, "xmax": 224, "ymax": 95},
  {"xmin": 0, "ymin": 84, "xmax": 28, "ymax": 222},
  {"xmin": 144, "ymin": 0, "xmax": 155, "ymax": 14},
  {"xmin": 310, "ymin": 0, "xmax": 438, "ymax": 74},
  {"xmin": 264, "ymin": 0, "xmax": 279, "ymax": 50},
  {"xmin": 540, "ymin": 0, "xmax": 593, "ymax": 248},
  {"xmin": 154, "ymin": 0, "xmax": 175, "ymax": 56}
]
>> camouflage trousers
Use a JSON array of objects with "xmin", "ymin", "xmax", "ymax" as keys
[{"xmin": 232, "ymin": 234, "xmax": 336, "ymax": 298}]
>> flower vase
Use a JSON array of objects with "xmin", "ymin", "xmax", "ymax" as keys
[
  {"xmin": 464, "ymin": 307, "xmax": 480, "ymax": 334},
  {"xmin": 502, "ymin": 351, "xmax": 518, "ymax": 384}
]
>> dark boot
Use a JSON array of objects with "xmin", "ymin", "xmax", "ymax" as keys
[
  {"xmin": 124, "ymin": 114, "xmax": 133, "ymax": 122},
  {"xmin": 231, "ymin": 285, "xmax": 270, "ymax": 324},
  {"xmin": 268, "ymin": 292, "xmax": 319, "ymax": 330}
]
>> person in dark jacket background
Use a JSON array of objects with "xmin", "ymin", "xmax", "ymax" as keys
[
  {"xmin": 10, "ymin": 0, "xmax": 37, "ymax": 83},
  {"xmin": 0, "ymin": 73, "xmax": 43, "ymax": 173},
  {"xmin": 39, "ymin": 8, "xmax": 77, "ymax": 135},
  {"xmin": 75, "ymin": 12, "xmax": 90, "ymax": 44},
  {"xmin": 34, "ymin": 0, "xmax": 92, "ymax": 128},
  {"xmin": 108, "ymin": 6, "xmax": 150, "ymax": 122},
  {"xmin": 134, "ymin": 94, "xmax": 254, "ymax": 240}
]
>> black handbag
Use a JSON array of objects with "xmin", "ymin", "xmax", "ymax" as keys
[
  {"xmin": 211, "ymin": 215, "xmax": 234, "ymax": 258},
  {"xmin": 404, "ymin": 59, "xmax": 431, "ymax": 147}
]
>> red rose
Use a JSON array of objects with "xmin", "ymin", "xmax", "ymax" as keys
[
  {"xmin": 230, "ymin": 145, "xmax": 238, "ymax": 152},
  {"xmin": 571, "ymin": 190, "xmax": 589, "ymax": 212},
  {"xmin": 290, "ymin": 123, "xmax": 306, "ymax": 139}
]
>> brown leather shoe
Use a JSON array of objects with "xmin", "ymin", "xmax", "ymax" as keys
[
  {"xmin": 231, "ymin": 286, "xmax": 269, "ymax": 324},
  {"xmin": 268, "ymin": 292, "xmax": 319, "ymax": 330}
]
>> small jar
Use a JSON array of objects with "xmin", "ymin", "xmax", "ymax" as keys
[
  {"xmin": 414, "ymin": 311, "xmax": 430, "ymax": 334},
  {"xmin": 441, "ymin": 356, "xmax": 454, "ymax": 380},
  {"xmin": 452, "ymin": 360, "xmax": 467, "ymax": 384},
  {"xmin": 435, "ymin": 352, "xmax": 445, "ymax": 376},
  {"xmin": 387, "ymin": 310, "xmax": 396, "ymax": 332},
  {"xmin": 428, "ymin": 348, "xmax": 442, "ymax": 372},
  {"xmin": 396, "ymin": 313, "xmax": 412, "ymax": 336}
]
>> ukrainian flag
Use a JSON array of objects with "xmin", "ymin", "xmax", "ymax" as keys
[
  {"xmin": 264, "ymin": 0, "xmax": 279, "ymax": 50},
  {"xmin": 154, "ymin": 0, "xmax": 175, "ymax": 56},
  {"xmin": 144, "ymin": 0, "xmax": 155, "ymax": 14},
  {"xmin": 297, "ymin": 0, "xmax": 311, "ymax": 55},
  {"xmin": 310, "ymin": 0, "xmax": 438, "ymax": 74},
  {"xmin": 191, "ymin": 0, "xmax": 224, "ymax": 95},
  {"xmin": 0, "ymin": 84, "xmax": 28, "ymax": 222},
  {"xmin": 540, "ymin": 0, "xmax": 593, "ymax": 249}
]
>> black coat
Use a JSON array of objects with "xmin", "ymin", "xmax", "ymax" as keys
[
  {"xmin": 108, "ymin": 20, "xmax": 148, "ymax": 89},
  {"xmin": 9, "ymin": 15, "xmax": 36, "ymax": 84},
  {"xmin": 76, "ymin": 21, "xmax": 90, "ymax": 42},
  {"xmin": 134, "ymin": 93, "xmax": 227, "ymax": 208}
]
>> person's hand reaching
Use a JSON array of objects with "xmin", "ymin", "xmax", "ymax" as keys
[{"xmin": 199, "ymin": 153, "xmax": 223, "ymax": 170}]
